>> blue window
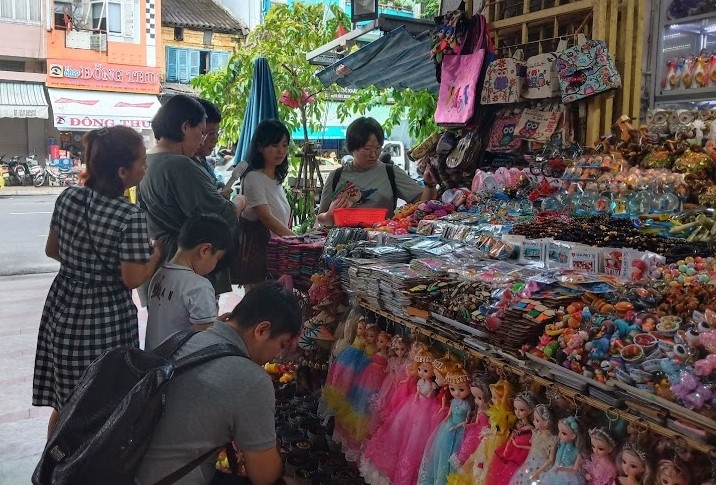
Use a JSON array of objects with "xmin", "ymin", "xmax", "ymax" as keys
[{"xmin": 166, "ymin": 47, "xmax": 231, "ymax": 83}]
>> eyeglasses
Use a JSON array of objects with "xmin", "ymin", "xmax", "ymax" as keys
[
  {"xmin": 201, "ymin": 130, "xmax": 219, "ymax": 142},
  {"xmin": 359, "ymin": 145, "xmax": 382, "ymax": 154}
]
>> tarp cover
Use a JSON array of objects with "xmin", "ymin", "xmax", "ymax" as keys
[{"xmin": 317, "ymin": 26, "xmax": 438, "ymax": 93}]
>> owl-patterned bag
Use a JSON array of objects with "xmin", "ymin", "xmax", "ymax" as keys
[
  {"xmin": 556, "ymin": 34, "xmax": 621, "ymax": 103},
  {"xmin": 480, "ymin": 50, "xmax": 526, "ymax": 105},
  {"xmin": 524, "ymin": 39, "xmax": 567, "ymax": 99},
  {"xmin": 514, "ymin": 106, "xmax": 563, "ymax": 143},
  {"xmin": 487, "ymin": 109, "xmax": 523, "ymax": 152}
]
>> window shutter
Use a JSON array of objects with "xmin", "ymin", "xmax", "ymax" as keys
[
  {"xmin": 219, "ymin": 52, "xmax": 230, "ymax": 69},
  {"xmin": 177, "ymin": 48, "xmax": 189, "ymax": 83},
  {"xmin": 166, "ymin": 47, "xmax": 178, "ymax": 82},
  {"xmin": 189, "ymin": 49, "xmax": 200, "ymax": 79},
  {"xmin": 209, "ymin": 52, "xmax": 221, "ymax": 72}
]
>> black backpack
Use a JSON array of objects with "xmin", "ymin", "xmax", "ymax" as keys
[{"xmin": 33, "ymin": 330, "xmax": 245, "ymax": 485}]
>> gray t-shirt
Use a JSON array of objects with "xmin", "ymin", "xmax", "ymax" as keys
[
  {"xmin": 241, "ymin": 171, "xmax": 291, "ymax": 233},
  {"xmin": 145, "ymin": 263, "xmax": 217, "ymax": 351},
  {"xmin": 318, "ymin": 162, "xmax": 423, "ymax": 218},
  {"xmin": 135, "ymin": 324, "xmax": 276, "ymax": 484}
]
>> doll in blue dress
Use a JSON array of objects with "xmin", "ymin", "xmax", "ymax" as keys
[
  {"xmin": 536, "ymin": 415, "xmax": 586, "ymax": 485},
  {"xmin": 417, "ymin": 365, "xmax": 472, "ymax": 485}
]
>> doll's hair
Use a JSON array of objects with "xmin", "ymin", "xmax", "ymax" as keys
[
  {"xmin": 533, "ymin": 404, "xmax": 554, "ymax": 431},
  {"xmin": 513, "ymin": 391, "xmax": 538, "ymax": 410},
  {"xmin": 589, "ymin": 427, "xmax": 616, "ymax": 451},
  {"xmin": 489, "ymin": 380, "xmax": 516, "ymax": 410},
  {"xmin": 432, "ymin": 352, "xmax": 460, "ymax": 376},
  {"xmin": 445, "ymin": 365, "xmax": 470, "ymax": 385},
  {"xmin": 410, "ymin": 348, "xmax": 435, "ymax": 377},
  {"xmin": 655, "ymin": 459, "xmax": 690, "ymax": 485},
  {"xmin": 559, "ymin": 416, "xmax": 590, "ymax": 458},
  {"xmin": 470, "ymin": 374, "xmax": 492, "ymax": 400},
  {"xmin": 388, "ymin": 335, "xmax": 410, "ymax": 358},
  {"xmin": 365, "ymin": 323, "xmax": 379, "ymax": 335},
  {"xmin": 376, "ymin": 330, "xmax": 392, "ymax": 344},
  {"xmin": 615, "ymin": 445, "xmax": 653, "ymax": 485}
]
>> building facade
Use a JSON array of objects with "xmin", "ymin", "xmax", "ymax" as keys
[
  {"xmin": 45, "ymin": 0, "xmax": 163, "ymax": 154},
  {"xmin": 159, "ymin": 0, "xmax": 247, "ymax": 98},
  {"xmin": 0, "ymin": 0, "xmax": 49, "ymax": 160}
]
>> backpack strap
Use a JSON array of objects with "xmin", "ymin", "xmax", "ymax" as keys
[
  {"xmin": 386, "ymin": 163, "xmax": 397, "ymax": 210},
  {"xmin": 152, "ymin": 329, "xmax": 201, "ymax": 360},
  {"xmin": 331, "ymin": 166, "xmax": 344, "ymax": 195}
]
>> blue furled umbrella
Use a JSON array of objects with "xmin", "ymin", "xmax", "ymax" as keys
[{"xmin": 233, "ymin": 57, "xmax": 280, "ymax": 165}]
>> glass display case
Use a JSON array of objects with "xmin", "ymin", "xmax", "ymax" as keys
[{"xmin": 654, "ymin": 1, "xmax": 716, "ymax": 105}]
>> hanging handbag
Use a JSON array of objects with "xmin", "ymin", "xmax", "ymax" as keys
[
  {"xmin": 430, "ymin": 9, "xmax": 470, "ymax": 66},
  {"xmin": 446, "ymin": 131, "xmax": 481, "ymax": 171},
  {"xmin": 524, "ymin": 39, "xmax": 567, "ymax": 99},
  {"xmin": 514, "ymin": 104, "xmax": 564, "ymax": 143},
  {"xmin": 434, "ymin": 14, "xmax": 491, "ymax": 128},
  {"xmin": 487, "ymin": 108, "xmax": 523, "ymax": 152},
  {"xmin": 480, "ymin": 49, "xmax": 527, "ymax": 105},
  {"xmin": 556, "ymin": 34, "xmax": 622, "ymax": 103}
]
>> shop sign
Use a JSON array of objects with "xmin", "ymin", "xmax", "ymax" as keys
[
  {"xmin": 54, "ymin": 115, "xmax": 152, "ymax": 130},
  {"xmin": 0, "ymin": 106, "xmax": 49, "ymax": 119},
  {"xmin": 47, "ymin": 59, "xmax": 161, "ymax": 94}
]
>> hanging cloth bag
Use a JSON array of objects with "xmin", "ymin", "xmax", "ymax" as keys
[
  {"xmin": 487, "ymin": 108, "xmax": 523, "ymax": 152},
  {"xmin": 480, "ymin": 49, "xmax": 526, "ymax": 105},
  {"xmin": 556, "ymin": 33, "xmax": 622, "ymax": 103},
  {"xmin": 514, "ymin": 104, "xmax": 565, "ymax": 143},
  {"xmin": 434, "ymin": 14, "xmax": 491, "ymax": 128},
  {"xmin": 524, "ymin": 39, "xmax": 568, "ymax": 99}
]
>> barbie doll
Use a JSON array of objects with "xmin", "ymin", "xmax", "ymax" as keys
[
  {"xmin": 369, "ymin": 335, "xmax": 410, "ymax": 431},
  {"xmin": 322, "ymin": 317, "xmax": 368, "ymax": 412},
  {"xmin": 450, "ymin": 374, "xmax": 492, "ymax": 467},
  {"xmin": 509, "ymin": 403, "xmax": 558, "ymax": 485},
  {"xmin": 654, "ymin": 459, "xmax": 690, "ymax": 485},
  {"xmin": 433, "ymin": 353, "xmax": 461, "ymax": 415},
  {"xmin": 447, "ymin": 379, "xmax": 517, "ymax": 485},
  {"xmin": 360, "ymin": 347, "xmax": 441, "ymax": 485},
  {"xmin": 537, "ymin": 415, "xmax": 585, "ymax": 485},
  {"xmin": 418, "ymin": 366, "xmax": 472, "ymax": 485},
  {"xmin": 614, "ymin": 445, "xmax": 652, "ymax": 485},
  {"xmin": 583, "ymin": 428, "xmax": 617, "ymax": 485},
  {"xmin": 485, "ymin": 391, "xmax": 537, "ymax": 485}
]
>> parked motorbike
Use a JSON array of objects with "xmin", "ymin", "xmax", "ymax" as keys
[
  {"xmin": 0, "ymin": 155, "xmax": 33, "ymax": 186},
  {"xmin": 45, "ymin": 160, "xmax": 81, "ymax": 187},
  {"xmin": 25, "ymin": 153, "xmax": 47, "ymax": 187}
]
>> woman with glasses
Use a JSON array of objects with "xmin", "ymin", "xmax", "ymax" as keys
[
  {"xmin": 137, "ymin": 94, "xmax": 243, "ymax": 305},
  {"xmin": 317, "ymin": 117, "xmax": 437, "ymax": 226}
]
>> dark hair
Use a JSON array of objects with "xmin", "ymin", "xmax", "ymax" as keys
[
  {"xmin": 177, "ymin": 213, "xmax": 232, "ymax": 252},
  {"xmin": 346, "ymin": 117, "xmax": 384, "ymax": 152},
  {"xmin": 229, "ymin": 281, "xmax": 302, "ymax": 338},
  {"xmin": 152, "ymin": 94, "xmax": 206, "ymax": 142},
  {"xmin": 244, "ymin": 119, "xmax": 291, "ymax": 183},
  {"xmin": 81, "ymin": 126, "xmax": 145, "ymax": 198},
  {"xmin": 197, "ymin": 98, "xmax": 222, "ymax": 124}
]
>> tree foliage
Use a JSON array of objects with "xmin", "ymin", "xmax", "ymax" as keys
[{"xmin": 191, "ymin": 3, "xmax": 350, "ymax": 147}]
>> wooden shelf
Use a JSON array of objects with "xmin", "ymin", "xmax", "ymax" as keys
[
  {"xmin": 359, "ymin": 299, "xmax": 716, "ymax": 455},
  {"xmin": 663, "ymin": 11, "xmax": 716, "ymax": 27}
]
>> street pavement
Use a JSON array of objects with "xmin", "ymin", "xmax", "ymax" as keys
[{"xmin": 0, "ymin": 190, "xmax": 245, "ymax": 483}]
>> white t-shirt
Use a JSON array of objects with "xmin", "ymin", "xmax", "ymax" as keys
[
  {"xmin": 145, "ymin": 263, "xmax": 217, "ymax": 350},
  {"xmin": 241, "ymin": 171, "xmax": 291, "ymax": 233}
]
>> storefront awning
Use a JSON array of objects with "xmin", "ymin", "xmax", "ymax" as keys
[
  {"xmin": 316, "ymin": 26, "xmax": 438, "ymax": 93},
  {"xmin": 47, "ymin": 88, "xmax": 161, "ymax": 131},
  {"xmin": 0, "ymin": 82, "xmax": 48, "ymax": 119}
]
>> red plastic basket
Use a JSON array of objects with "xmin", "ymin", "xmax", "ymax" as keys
[{"xmin": 333, "ymin": 208, "xmax": 388, "ymax": 227}]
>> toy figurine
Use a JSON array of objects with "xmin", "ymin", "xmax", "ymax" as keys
[
  {"xmin": 360, "ymin": 348, "xmax": 441, "ymax": 485},
  {"xmin": 695, "ymin": 50, "xmax": 709, "ymax": 87},
  {"xmin": 614, "ymin": 444, "xmax": 652, "ymax": 485},
  {"xmin": 583, "ymin": 428, "xmax": 617, "ymax": 485},
  {"xmin": 485, "ymin": 391, "xmax": 538, "ymax": 485},
  {"xmin": 654, "ymin": 459, "xmax": 690, "ymax": 485},
  {"xmin": 450, "ymin": 374, "xmax": 492, "ymax": 468},
  {"xmin": 322, "ymin": 317, "xmax": 368, "ymax": 412},
  {"xmin": 537, "ymin": 415, "xmax": 586, "ymax": 485},
  {"xmin": 418, "ymin": 366, "xmax": 472, "ymax": 485},
  {"xmin": 683, "ymin": 55, "xmax": 695, "ymax": 88},
  {"xmin": 509, "ymin": 404, "xmax": 558, "ymax": 485},
  {"xmin": 665, "ymin": 58, "xmax": 678, "ymax": 91},
  {"xmin": 370, "ymin": 335, "xmax": 410, "ymax": 429}
]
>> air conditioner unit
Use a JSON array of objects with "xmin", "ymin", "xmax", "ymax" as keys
[{"xmin": 90, "ymin": 33, "xmax": 107, "ymax": 52}]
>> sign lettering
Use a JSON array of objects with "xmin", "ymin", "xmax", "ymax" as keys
[{"xmin": 47, "ymin": 59, "xmax": 160, "ymax": 94}]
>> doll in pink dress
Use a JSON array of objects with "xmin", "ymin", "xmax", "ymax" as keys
[
  {"xmin": 485, "ymin": 391, "xmax": 537, "ymax": 485},
  {"xmin": 509, "ymin": 403, "xmax": 558, "ymax": 485},
  {"xmin": 369, "ymin": 335, "xmax": 410, "ymax": 432},
  {"xmin": 360, "ymin": 347, "xmax": 441, "ymax": 485},
  {"xmin": 337, "ymin": 330, "xmax": 392, "ymax": 459},
  {"xmin": 583, "ymin": 428, "xmax": 617, "ymax": 485},
  {"xmin": 450, "ymin": 374, "xmax": 492, "ymax": 468}
]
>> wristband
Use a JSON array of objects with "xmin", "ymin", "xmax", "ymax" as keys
[{"xmin": 425, "ymin": 183, "xmax": 437, "ymax": 188}]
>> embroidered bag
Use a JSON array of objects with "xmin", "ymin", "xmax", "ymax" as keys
[
  {"xmin": 556, "ymin": 34, "xmax": 622, "ymax": 103},
  {"xmin": 435, "ymin": 15, "xmax": 491, "ymax": 128},
  {"xmin": 524, "ymin": 39, "xmax": 567, "ymax": 99},
  {"xmin": 514, "ymin": 105, "xmax": 564, "ymax": 143},
  {"xmin": 480, "ymin": 49, "xmax": 526, "ymax": 105},
  {"xmin": 430, "ymin": 9, "xmax": 469, "ymax": 71},
  {"xmin": 487, "ymin": 109, "xmax": 523, "ymax": 152}
]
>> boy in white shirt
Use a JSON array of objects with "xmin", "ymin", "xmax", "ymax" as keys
[{"xmin": 145, "ymin": 213, "xmax": 232, "ymax": 350}]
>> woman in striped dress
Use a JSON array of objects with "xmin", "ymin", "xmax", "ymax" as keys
[{"xmin": 33, "ymin": 126, "xmax": 162, "ymax": 436}]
